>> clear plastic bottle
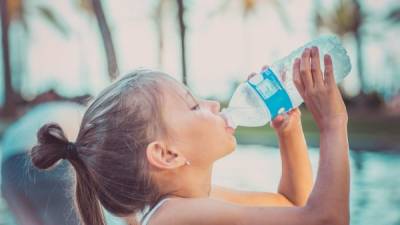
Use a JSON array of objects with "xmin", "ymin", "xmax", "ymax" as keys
[{"xmin": 221, "ymin": 35, "xmax": 352, "ymax": 129}]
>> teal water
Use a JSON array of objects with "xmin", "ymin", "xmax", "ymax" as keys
[
  {"xmin": 1, "ymin": 145, "xmax": 400, "ymax": 225},
  {"xmin": 213, "ymin": 145, "xmax": 400, "ymax": 225}
]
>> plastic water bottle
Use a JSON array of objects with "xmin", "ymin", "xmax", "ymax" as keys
[{"xmin": 220, "ymin": 35, "xmax": 351, "ymax": 129}]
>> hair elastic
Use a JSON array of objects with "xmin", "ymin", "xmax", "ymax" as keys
[{"xmin": 63, "ymin": 142, "xmax": 78, "ymax": 160}]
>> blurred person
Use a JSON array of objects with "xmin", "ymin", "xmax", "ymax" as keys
[
  {"xmin": 30, "ymin": 47, "xmax": 350, "ymax": 225},
  {"xmin": 1, "ymin": 100, "xmax": 130, "ymax": 225},
  {"xmin": 1, "ymin": 101, "xmax": 85, "ymax": 225}
]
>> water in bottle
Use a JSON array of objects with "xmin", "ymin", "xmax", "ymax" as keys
[{"xmin": 220, "ymin": 35, "xmax": 352, "ymax": 129}]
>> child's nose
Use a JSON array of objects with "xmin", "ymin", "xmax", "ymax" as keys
[{"xmin": 208, "ymin": 100, "xmax": 220, "ymax": 114}]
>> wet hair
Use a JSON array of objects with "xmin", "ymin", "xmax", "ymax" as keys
[{"xmin": 30, "ymin": 69, "xmax": 170, "ymax": 225}]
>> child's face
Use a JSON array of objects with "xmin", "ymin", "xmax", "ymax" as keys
[{"xmin": 159, "ymin": 76, "xmax": 237, "ymax": 166}]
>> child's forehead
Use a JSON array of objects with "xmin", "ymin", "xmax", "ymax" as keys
[
  {"xmin": 160, "ymin": 79, "xmax": 196, "ymax": 107},
  {"xmin": 160, "ymin": 77, "xmax": 190, "ymax": 96}
]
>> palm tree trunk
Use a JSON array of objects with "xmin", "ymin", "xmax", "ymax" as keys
[
  {"xmin": 155, "ymin": 0, "xmax": 165, "ymax": 68},
  {"xmin": 176, "ymin": 0, "xmax": 187, "ymax": 85},
  {"xmin": 351, "ymin": 0, "xmax": 366, "ymax": 95},
  {"xmin": 1, "ymin": 0, "xmax": 16, "ymax": 116},
  {"xmin": 90, "ymin": 0, "xmax": 119, "ymax": 81},
  {"xmin": 354, "ymin": 31, "xmax": 366, "ymax": 94}
]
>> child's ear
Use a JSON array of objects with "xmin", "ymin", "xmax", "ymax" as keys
[{"xmin": 146, "ymin": 141, "xmax": 188, "ymax": 169}]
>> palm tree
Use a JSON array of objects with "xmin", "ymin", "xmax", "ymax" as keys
[
  {"xmin": 386, "ymin": 6, "xmax": 400, "ymax": 24},
  {"xmin": 1, "ymin": 0, "xmax": 118, "ymax": 117},
  {"xmin": 243, "ymin": 0, "xmax": 290, "ymax": 28},
  {"xmin": 153, "ymin": 0, "xmax": 188, "ymax": 85},
  {"xmin": 383, "ymin": 6, "xmax": 400, "ymax": 98},
  {"xmin": 0, "ymin": 0, "xmax": 14, "ymax": 116},
  {"xmin": 176, "ymin": 0, "xmax": 187, "ymax": 85},
  {"xmin": 0, "ymin": 0, "xmax": 68, "ymax": 116},
  {"xmin": 79, "ymin": 0, "xmax": 119, "ymax": 81},
  {"xmin": 152, "ymin": 0, "xmax": 289, "ymax": 86},
  {"xmin": 314, "ymin": 0, "xmax": 366, "ymax": 93},
  {"xmin": 211, "ymin": 0, "xmax": 291, "ymax": 29},
  {"xmin": 211, "ymin": 0, "xmax": 291, "ymax": 83},
  {"xmin": 153, "ymin": 0, "xmax": 166, "ymax": 69}
]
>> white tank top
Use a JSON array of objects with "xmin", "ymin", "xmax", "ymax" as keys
[{"xmin": 140, "ymin": 198, "xmax": 171, "ymax": 225}]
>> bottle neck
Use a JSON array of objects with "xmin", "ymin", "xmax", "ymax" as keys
[{"xmin": 220, "ymin": 108, "xmax": 237, "ymax": 129}]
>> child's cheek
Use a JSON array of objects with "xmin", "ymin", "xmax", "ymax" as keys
[{"xmin": 197, "ymin": 109, "xmax": 219, "ymax": 125}]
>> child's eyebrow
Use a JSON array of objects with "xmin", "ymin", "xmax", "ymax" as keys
[
  {"xmin": 185, "ymin": 90, "xmax": 193, "ymax": 99},
  {"xmin": 184, "ymin": 90, "xmax": 190, "ymax": 97}
]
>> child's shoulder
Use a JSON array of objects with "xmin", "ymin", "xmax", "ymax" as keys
[{"xmin": 148, "ymin": 197, "xmax": 241, "ymax": 225}]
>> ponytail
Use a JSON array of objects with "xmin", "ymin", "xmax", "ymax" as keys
[
  {"xmin": 30, "ymin": 122, "xmax": 107, "ymax": 225},
  {"xmin": 74, "ymin": 162, "xmax": 106, "ymax": 225}
]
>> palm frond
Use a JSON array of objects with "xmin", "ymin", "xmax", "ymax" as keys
[
  {"xmin": 37, "ymin": 6, "xmax": 69, "ymax": 36},
  {"xmin": 386, "ymin": 7, "xmax": 400, "ymax": 24},
  {"xmin": 316, "ymin": 0, "xmax": 362, "ymax": 37}
]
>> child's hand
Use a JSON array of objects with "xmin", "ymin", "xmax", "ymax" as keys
[
  {"xmin": 293, "ymin": 47, "xmax": 348, "ymax": 131},
  {"xmin": 269, "ymin": 108, "xmax": 302, "ymax": 134}
]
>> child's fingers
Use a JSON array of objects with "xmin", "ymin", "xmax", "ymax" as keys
[
  {"xmin": 247, "ymin": 72, "xmax": 257, "ymax": 81},
  {"xmin": 300, "ymin": 48, "xmax": 313, "ymax": 90},
  {"xmin": 311, "ymin": 46, "xmax": 324, "ymax": 88},
  {"xmin": 293, "ymin": 58, "xmax": 305, "ymax": 97},
  {"xmin": 261, "ymin": 65, "xmax": 269, "ymax": 72},
  {"xmin": 324, "ymin": 54, "xmax": 335, "ymax": 86}
]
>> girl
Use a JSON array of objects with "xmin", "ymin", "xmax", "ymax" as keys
[{"xmin": 31, "ymin": 47, "xmax": 349, "ymax": 225}]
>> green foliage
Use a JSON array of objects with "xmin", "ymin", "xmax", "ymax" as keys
[
  {"xmin": 386, "ymin": 6, "xmax": 400, "ymax": 24},
  {"xmin": 315, "ymin": 0, "xmax": 362, "ymax": 36}
]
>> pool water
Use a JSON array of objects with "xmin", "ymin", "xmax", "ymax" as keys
[
  {"xmin": 1, "ymin": 145, "xmax": 400, "ymax": 225},
  {"xmin": 213, "ymin": 145, "xmax": 400, "ymax": 225}
]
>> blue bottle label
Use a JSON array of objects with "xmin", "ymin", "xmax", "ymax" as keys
[{"xmin": 247, "ymin": 68, "xmax": 293, "ymax": 119}]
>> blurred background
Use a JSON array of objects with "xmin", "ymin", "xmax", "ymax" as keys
[{"xmin": 0, "ymin": 0, "xmax": 399, "ymax": 225}]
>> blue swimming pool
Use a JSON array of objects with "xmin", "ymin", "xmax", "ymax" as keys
[
  {"xmin": 1, "ymin": 145, "xmax": 400, "ymax": 225},
  {"xmin": 213, "ymin": 145, "xmax": 400, "ymax": 225}
]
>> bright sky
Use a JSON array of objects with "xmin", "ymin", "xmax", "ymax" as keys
[{"xmin": 0, "ymin": 0, "xmax": 399, "ymax": 105}]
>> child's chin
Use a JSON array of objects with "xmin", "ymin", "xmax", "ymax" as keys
[{"xmin": 226, "ymin": 138, "xmax": 237, "ymax": 155}]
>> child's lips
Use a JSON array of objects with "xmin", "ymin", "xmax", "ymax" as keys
[
  {"xmin": 225, "ymin": 126, "xmax": 235, "ymax": 134},
  {"xmin": 220, "ymin": 114, "xmax": 235, "ymax": 134},
  {"xmin": 219, "ymin": 109, "xmax": 237, "ymax": 130}
]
